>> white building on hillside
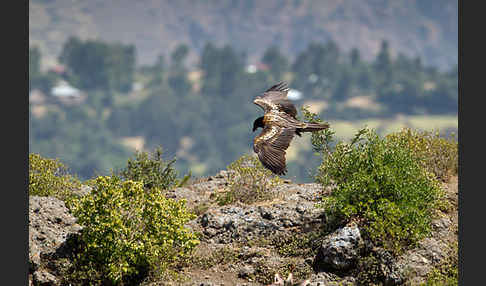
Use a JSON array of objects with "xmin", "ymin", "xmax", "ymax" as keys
[
  {"xmin": 51, "ymin": 80, "xmax": 85, "ymax": 105},
  {"xmin": 51, "ymin": 80, "xmax": 81, "ymax": 98}
]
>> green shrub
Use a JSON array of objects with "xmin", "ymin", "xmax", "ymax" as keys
[
  {"xmin": 300, "ymin": 106, "xmax": 336, "ymax": 160},
  {"xmin": 29, "ymin": 153, "xmax": 82, "ymax": 201},
  {"xmin": 272, "ymin": 231, "xmax": 322, "ymax": 258},
  {"xmin": 386, "ymin": 128, "xmax": 458, "ymax": 182},
  {"xmin": 316, "ymin": 128, "xmax": 444, "ymax": 254},
  {"xmin": 67, "ymin": 175, "xmax": 199, "ymax": 285},
  {"xmin": 119, "ymin": 147, "xmax": 190, "ymax": 190},
  {"xmin": 216, "ymin": 154, "xmax": 283, "ymax": 205},
  {"xmin": 355, "ymin": 253, "xmax": 386, "ymax": 285},
  {"xmin": 184, "ymin": 245, "xmax": 240, "ymax": 270}
]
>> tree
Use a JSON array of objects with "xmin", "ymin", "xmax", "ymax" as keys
[
  {"xmin": 168, "ymin": 44, "xmax": 192, "ymax": 95},
  {"xmin": 29, "ymin": 46, "xmax": 57, "ymax": 93},
  {"xmin": 106, "ymin": 43, "xmax": 136, "ymax": 93},
  {"xmin": 333, "ymin": 66, "xmax": 354, "ymax": 101},
  {"xmin": 145, "ymin": 55, "xmax": 167, "ymax": 89},
  {"xmin": 291, "ymin": 41, "xmax": 342, "ymax": 99},
  {"xmin": 350, "ymin": 48, "xmax": 361, "ymax": 67},
  {"xmin": 200, "ymin": 43, "xmax": 244, "ymax": 97},
  {"xmin": 171, "ymin": 44, "xmax": 189, "ymax": 67},
  {"xmin": 59, "ymin": 37, "xmax": 135, "ymax": 92},
  {"xmin": 373, "ymin": 40, "xmax": 393, "ymax": 87},
  {"xmin": 261, "ymin": 46, "xmax": 289, "ymax": 81},
  {"xmin": 59, "ymin": 37, "xmax": 110, "ymax": 90}
]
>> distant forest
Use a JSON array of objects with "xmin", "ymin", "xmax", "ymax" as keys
[{"xmin": 29, "ymin": 37, "xmax": 458, "ymax": 181}]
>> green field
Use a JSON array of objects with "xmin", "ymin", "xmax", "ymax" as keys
[
  {"xmin": 286, "ymin": 114, "xmax": 458, "ymax": 165},
  {"xmin": 329, "ymin": 114, "xmax": 458, "ymax": 141}
]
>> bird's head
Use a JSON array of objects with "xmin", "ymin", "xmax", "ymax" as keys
[{"xmin": 253, "ymin": 116, "xmax": 265, "ymax": 132}]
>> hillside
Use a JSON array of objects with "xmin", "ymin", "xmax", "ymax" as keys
[
  {"xmin": 29, "ymin": 172, "xmax": 458, "ymax": 285},
  {"xmin": 28, "ymin": 129, "xmax": 459, "ymax": 285},
  {"xmin": 29, "ymin": 0, "xmax": 457, "ymax": 70}
]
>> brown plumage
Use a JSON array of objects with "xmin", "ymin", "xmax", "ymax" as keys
[{"xmin": 252, "ymin": 82, "xmax": 330, "ymax": 175}]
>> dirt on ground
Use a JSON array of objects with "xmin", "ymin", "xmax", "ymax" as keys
[
  {"xmin": 148, "ymin": 174, "xmax": 459, "ymax": 286},
  {"xmin": 28, "ymin": 172, "xmax": 458, "ymax": 286}
]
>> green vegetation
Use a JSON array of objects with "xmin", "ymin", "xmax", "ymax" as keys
[
  {"xmin": 119, "ymin": 147, "xmax": 190, "ymax": 190},
  {"xmin": 29, "ymin": 153, "xmax": 82, "ymax": 201},
  {"xmin": 215, "ymin": 154, "xmax": 283, "ymax": 205},
  {"xmin": 29, "ymin": 105, "xmax": 133, "ymax": 180},
  {"xmin": 185, "ymin": 245, "xmax": 241, "ymax": 270},
  {"xmin": 29, "ymin": 37, "xmax": 457, "ymax": 182},
  {"xmin": 272, "ymin": 231, "xmax": 322, "ymax": 258},
  {"xmin": 355, "ymin": 253, "xmax": 389, "ymax": 285},
  {"xmin": 59, "ymin": 37, "xmax": 135, "ymax": 92},
  {"xmin": 29, "ymin": 46, "xmax": 59, "ymax": 94},
  {"xmin": 386, "ymin": 128, "xmax": 458, "ymax": 182},
  {"xmin": 326, "ymin": 115, "xmax": 458, "ymax": 143},
  {"xmin": 29, "ymin": 119, "xmax": 457, "ymax": 285},
  {"xmin": 67, "ymin": 175, "xmax": 199, "ymax": 285},
  {"xmin": 314, "ymin": 127, "xmax": 446, "ymax": 255},
  {"xmin": 29, "ymin": 150, "xmax": 199, "ymax": 285},
  {"xmin": 262, "ymin": 46, "xmax": 289, "ymax": 82}
]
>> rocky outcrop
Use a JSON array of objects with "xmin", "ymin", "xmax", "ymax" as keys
[
  {"xmin": 27, "ymin": 173, "xmax": 458, "ymax": 286},
  {"xmin": 173, "ymin": 173, "xmax": 457, "ymax": 286},
  {"xmin": 313, "ymin": 224, "xmax": 364, "ymax": 272},
  {"xmin": 169, "ymin": 171, "xmax": 327, "ymax": 245},
  {"xmin": 196, "ymin": 189, "xmax": 325, "ymax": 244},
  {"xmin": 390, "ymin": 216, "xmax": 456, "ymax": 285},
  {"xmin": 29, "ymin": 196, "xmax": 81, "ymax": 286}
]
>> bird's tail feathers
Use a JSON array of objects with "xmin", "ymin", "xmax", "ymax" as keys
[{"xmin": 299, "ymin": 122, "xmax": 330, "ymax": 132}]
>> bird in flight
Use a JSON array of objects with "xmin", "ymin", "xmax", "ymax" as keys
[{"xmin": 252, "ymin": 82, "xmax": 330, "ymax": 176}]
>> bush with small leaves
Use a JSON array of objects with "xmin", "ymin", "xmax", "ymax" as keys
[
  {"xmin": 29, "ymin": 153, "xmax": 82, "ymax": 201},
  {"xmin": 272, "ymin": 231, "xmax": 322, "ymax": 258},
  {"xmin": 119, "ymin": 147, "xmax": 190, "ymax": 191},
  {"xmin": 217, "ymin": 154, "xmax": 283, "ymax": 205},
  {"xmin": 316, "ymin": 128, "xmax": 444, "ymax": 255},
  {"xmin": 67, "ymin": 175, "xmax": 199, "ymax": 285},
  {"xmin": 386, "ymin": 128, "xmax": 458, "ymax": 182},
  {"xmin": 300, "ymin": 106, "xmax": 335, "ymax": 156}
]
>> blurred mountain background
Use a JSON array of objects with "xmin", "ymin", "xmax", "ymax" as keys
[
  {"xmin": 30, "ymin": 0, "xmax": 457, "ymax": 70},
  {"xmin": 29, "ymin": 0, "xmax": 458, "ymax": 182}
]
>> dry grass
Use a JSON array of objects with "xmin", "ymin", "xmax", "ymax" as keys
[
  {"xmin": 344, "ymin": 95, "xmax": 382, "ymax": 111},
  {"xmin": 305, "ymin": 114, "xmax": 457, "ymax": 142}
]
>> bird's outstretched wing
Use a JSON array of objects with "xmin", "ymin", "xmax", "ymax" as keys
[
  {"xmin": 253, "ymin": 82, "xmax": 298, "ymax": 118},
  {"xmin": 253, "ymin": 125, "xmax": 295, "ymax": 175}
]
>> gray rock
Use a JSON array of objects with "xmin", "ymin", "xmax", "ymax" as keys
[
  {"xmin": 238, "ymin": 265, "xmax": 255, "ymax": 278},
  {"xmin": 306, "ymin": 272, "xmax": 355, "ymax": 286},
  {"xmin": 33, "ymin": 270, "xmax": 58, "ymax": 286},
  {"xmin": 372, "ymin": 248, "xmax": 404, "ymax": 286},
  {"xmin": 29, "ymin": 196, "xmax": 82, "ymax": 285},
  {"xmin": 193, "ymin": 183, "xmax": 325, "ymax": 244},
  {"xmin": 387, "ymin": 215, "xmax": 456, "ymax": 285},
  {"xmin": 314, "ymin": 225, "xmax": 363, "ymax": 271}
]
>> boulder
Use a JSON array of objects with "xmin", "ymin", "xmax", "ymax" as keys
[
  {"xmin": 29, "ymin": 196, "xmax": 82, "ymax": 286},
  {"xmin": 313, "ymin": 224, "xmax": 363, "ymax": 272}
]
